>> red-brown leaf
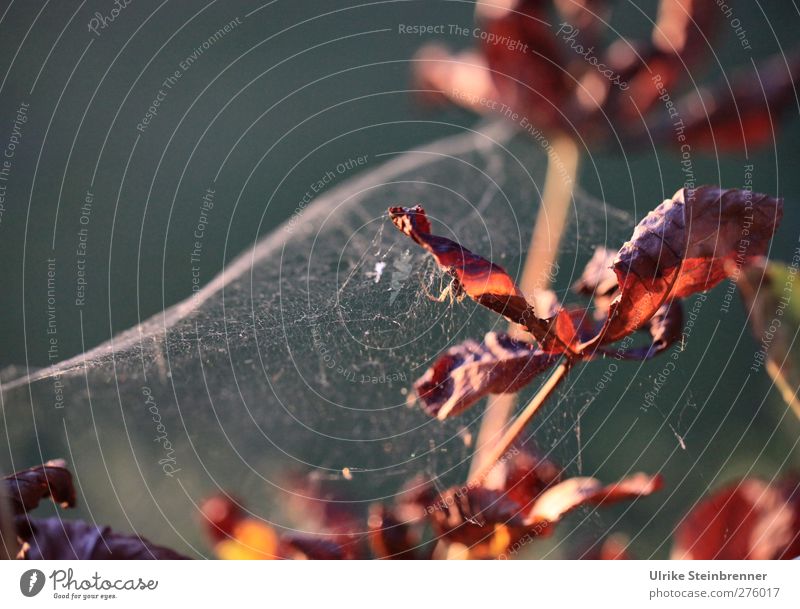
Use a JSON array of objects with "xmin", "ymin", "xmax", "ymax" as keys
[
  {"xmin": 367, "ymin": 504, "xmax": 423, "ymax": 559},
  {"xmin": 652, "ymin": 0, "xmax": 719, "ymax": 60},
  {"xmin": 17, "ymin": 518, "xmax": 188, "ymax": 559},
  {"xmin": 587, "ymin": 186, "xmax": 782, "ymax": 347},
  {"xmin": 502, "ymin": 447, "xmax": 562, "ymax": 508},
  {"xmin": 389, "ymin": 205, "xmax": 532, "ymax": 324},
  {"xmin": 414, "ymin": 332, "xmax": 559, "ymax": 419},
  {"xmin": 672, "ymin": 476, "xmax": 800, "ymax": 560},
  {"xmin": 427, "ymin": 485, "xmax": 528, "ymax": 552},
  {"xmin": 527, "ymin": 473, "xmax": 664, "ymax": 525},
  {"xmin": 389, "ymin": 205, "xmax": 577, "ymax": 352},
  {"xmin": 3, "ymin": 461, "xmax": 76, "ymax": 515}
]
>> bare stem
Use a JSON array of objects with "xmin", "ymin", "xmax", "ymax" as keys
[
  {"xmin": 468, "ymin": 360, "xmax": 572, "ymax": 487},
  {"xmin": 468, "ymin": 133, "xmax": 580, "ymax": 485},
  {"xmin": 765, "ymin": 360, "xmax": 800, "ymax": 422}
]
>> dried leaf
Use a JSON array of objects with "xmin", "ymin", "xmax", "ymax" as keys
[
  {"xmin": 672, "ymin": 476, "xmax": 800, "ymax": 560},
  {"xmin": 414, "ymin": 332, "xmax": 559, "ymax": 419},
  {"xmin": 389, "ymin": 205, "xmax": 532, "ymax": 324},
  {"xmin": 412, "ymin": 45, "xmax": 499, "ymax": 111},
  {"xmin": 17, "ymin": 518, "xmax": 188, "ymax": 559},
  {"xmin": 735, "ymin": 259, "xmax": 800, "ymax": 419},
  {"xmin": 3, "ymin": 461, "xmax": 76, "ymax": 515},
  {"xmin": 573, "ymin": 247, "xmax": 619, "ymax": 299},
  {"xmin": 621, "ymin": 300, "xmax": 684, "ymax": 360},
  {"xmin": 502, "ymin": 447, "xmax": 562, "ymax": 508},
  {"xmin": 588, "ymin": 186, "xmax": 782, "ymax": 347}
]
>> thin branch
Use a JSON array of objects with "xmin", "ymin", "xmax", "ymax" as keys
[{"xmin": 468, "ymin": 360, "xmax": 572, "ymax": 487}]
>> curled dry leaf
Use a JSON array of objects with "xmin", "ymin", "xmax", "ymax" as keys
[
  {"xmin": 415, "ymin": 0, "xmax": 799, "ymax": 152},
  {"xmin": 572, "ymin": 247, "xmax": 618, "ymax": 306},
  {"xmin": 3, "ymin": 461, "xmax": 188, "ymax": 560},
  {"xmin": 414, "ymin": 332, "xmax": 559, "ymax": 420},
  {"xmin": 388, "ymin": 205, "xmax": 578, "ymax": 353},
  {"xmin": 623, "ymin": 300, "xmax": 684, "ymax": 360},
  {"xmin": 425, "ymin": 486, "xmax": 530, "ymax": 558},
  {"xmin": 527, "ymin": 473, "xmax": 664, "ymax": 526},
  {"xmin": 3, "ymin": 461, "xmax": 76, "ymax": 514},
  {"xmin": 17, "ymin": 518, "xmax": 188, "ymax": 560},
  {"xmin": 278, "ymin": 535, "xmax": 347, "ymax": 560},
  {"xmin": 400, "ymin": 447, "xmax": 661, "ymax": 558},
  {"xmin": 574, "ymin": 250, "xmax": 684, "ymax": 359},
  {"xmin": 672, "ymin": 476, "xmax": 800, "ymax": 560},
  {"xmin": 590, "ymin": 186, "xmax": 782, "ymax": 346},
  {"xmin": 367, "ymin": 504, "xmax": 423, "ymax": 560}
]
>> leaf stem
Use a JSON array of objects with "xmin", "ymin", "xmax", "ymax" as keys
[
  {"xmin": 468, "ymin": 360, "xmax": 572, "ymax": 487},
  {"xmin": 468, "ymin": 133, "xmax": 580, "ymax": 485}
]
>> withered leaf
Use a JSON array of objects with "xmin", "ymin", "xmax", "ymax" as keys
[
  {"xmin": 502, "ymin": 446, "xmax": 562, "ymax": 508},
  {"xmin": 573, "ymin": 247, "xmax": 618, "ymax": 300},
  {"xmin": 604, "ymin": 0, "xmax": 719, "ymax": 124},
  {"xmin": 672, "ymin": 476, "xmax": 800, "ymax": 560},
  {"xmin": 574, "ymin": 251, "xmax": 684, "ymax": 359},
  {"xmin": 478, "ymin": 0, "xmax": 570, "ymax": 134},
  {"xmin": 665, "ymin": 51, "xmax": 800, "ymax": 152},
  {"xmin": 527, "ymin": 473, "xmax": 664, "ymax": 526},
  {"xmin": 652, "ymin": 0, "xmax": 719, "ymax": 60},
  {"xmin": 588, "ymin": 186, "xmax": 782, "ymax": 347},
  {"xmin": 425, "ymin": 468, "xmax": 662, "ymax": 557},
  {"xmin": 389, "ymin": 205, "xmax": 577, "ymax": 352},
  {"xmin": 367, "ymin": 504, "xmax": 423, "ymax": 560},
  {"xmin": 414, "ymin": 332, "xmax": 559, "ymax": 420},
  {"xmin": 17, "ymin": 518, "xmax": 188, "ymax": 559}
]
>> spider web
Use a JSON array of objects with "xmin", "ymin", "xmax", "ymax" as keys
[{"xmin": 1, "ymin": 121, "xmax": 643, "ymax": 554}]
